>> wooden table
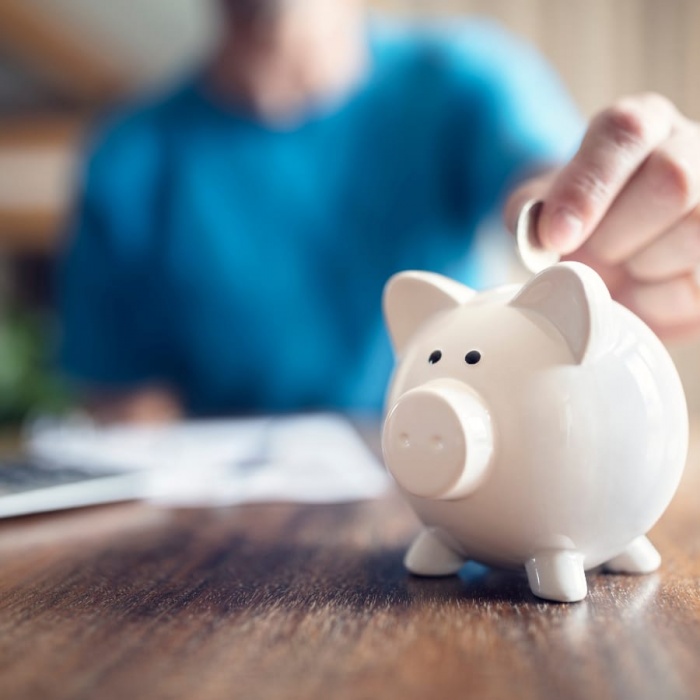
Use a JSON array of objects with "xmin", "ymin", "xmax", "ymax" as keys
[{"xmin": 0, "ymin": 420, "xmax": 699, "ymax": 700}]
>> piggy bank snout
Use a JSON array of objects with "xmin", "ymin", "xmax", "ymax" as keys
[{"xmin": 382, "ymin": 380, "xmax": 493, "ymax": 500}]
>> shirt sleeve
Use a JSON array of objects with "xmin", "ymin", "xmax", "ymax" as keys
[
  {"xmin": 57, "ymin": 111, "xmax": 167, "ymax": 389},
  {"xmin": 440, "ymin": 20, "xmax": 586, "ymax": 221}
]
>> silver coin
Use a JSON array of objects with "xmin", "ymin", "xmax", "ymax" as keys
[{"xmin": 516, "ymin": 199, "xmax": 560, "ymax": 274}]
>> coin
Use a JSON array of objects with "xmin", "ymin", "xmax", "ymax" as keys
[{"xmin": 516, "ymin": 199, "xmax": 560, "ymax": 274}]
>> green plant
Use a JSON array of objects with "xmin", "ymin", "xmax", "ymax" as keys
[{"xmin": 0, "ymin": 306, "xmax": 73, "ymax": 425}]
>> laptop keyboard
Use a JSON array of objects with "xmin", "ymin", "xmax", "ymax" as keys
[{"xmin": 0, "ymin": 460, "xmax": 113, "ymax": 497}]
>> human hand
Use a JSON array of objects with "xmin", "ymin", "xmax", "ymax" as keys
[
  {"xmin": 506, "ymin": 93, "xmax": 700, "ymax": 340},
  {"xmin": 86, "ymin": 387, "xmax": 183, "ymax": 425}
]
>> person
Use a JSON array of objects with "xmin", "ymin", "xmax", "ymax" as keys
[{"xmin": 58, "ymin": 0, "xmax": 700, "ymax": 423}]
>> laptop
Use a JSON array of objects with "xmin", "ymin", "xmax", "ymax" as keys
[{"xmin": 0, "ymin": 458, "xmax": 148, "ymax": 518}]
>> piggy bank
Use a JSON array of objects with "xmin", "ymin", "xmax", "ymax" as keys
[{"xmin": 382, "ymin": 262, "xmax": 688, "ymax": 602}]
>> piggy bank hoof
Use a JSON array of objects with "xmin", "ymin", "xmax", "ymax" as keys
[
  {"xmin": 525, "ymin": 550, "xmax": 587, "ymax": 603},
  {"xmin": 603, "ymin": 536, "xmax": 661, "ymax": 574},
  {"xmin": 404, "ymin": 527, "xmax": 465, "ymax": 576}
]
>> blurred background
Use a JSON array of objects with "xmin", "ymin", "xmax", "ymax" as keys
[{"xmin": 0, "ymin": 0, "xmax": 698, "ymax": 426}]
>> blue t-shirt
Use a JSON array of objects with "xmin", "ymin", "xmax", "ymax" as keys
[{"xmin": 58, "ymin": 20, "xmax": 583, "ymax": 415}]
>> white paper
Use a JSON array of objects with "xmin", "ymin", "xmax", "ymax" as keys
[{"xmin": 25, "ymin": 414, "xmax": 390, "ymax": 506}]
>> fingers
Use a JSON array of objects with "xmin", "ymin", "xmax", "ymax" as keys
[
  {"xmin": 570, "ymin": 241, "xmax": 700, "ymax": 339},
  {"xmin": 539, "ymin": 93, "xmax": 679, "ymax": 253},
  {"xmin": 584, "ymin": 124, "xmax": 700, "ymax": 265},
  {"xmin": 507, "ymin": 92, "xmax": 700, "ymax": 341},
  {"xmin": 615, "ymin": 272, "xmax": 700, "ymax": 332},
  {"xmin": 626, "ymin": 207, "xmax": 700, "ymax": 282}
]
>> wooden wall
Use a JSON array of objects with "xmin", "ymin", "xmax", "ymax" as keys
[{"xmin": 373, "ymin": 0, "xmax": 700, "ymax": 119}]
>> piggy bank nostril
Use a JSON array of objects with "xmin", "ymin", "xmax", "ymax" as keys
[
  {"xmin": 399, "ymin": 432, "xmax": 411, "ymax": 448},
  {"xmin": 431, "ymin": 436, "xmax": 444, "ymax": 451}
]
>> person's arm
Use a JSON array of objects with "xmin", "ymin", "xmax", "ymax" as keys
[{"xmin": 506, "ymin": 93, "xmax": 700, "ymax": 340}]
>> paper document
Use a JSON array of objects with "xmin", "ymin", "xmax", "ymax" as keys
[{"xmin": 25, "ymin": 414, "xmax": 390, "ymax": 506}]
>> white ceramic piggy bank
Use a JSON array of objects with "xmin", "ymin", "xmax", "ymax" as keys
[{"xmin": 382, "ymin": 262, "xmax": 688, "ymax": 602}]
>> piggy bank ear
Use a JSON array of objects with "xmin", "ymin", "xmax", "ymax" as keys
[
  {"xmin": 509, "ymin": 262, "xmax": 613, "ymax": 364},
  {"xmin": 383, "ymin": 271, "xmax": 475, "ymax": 355}
]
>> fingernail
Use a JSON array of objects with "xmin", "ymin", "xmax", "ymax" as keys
[{"xmin": 546, "ymin": 208, "xmax": 584, "ymax": 253}]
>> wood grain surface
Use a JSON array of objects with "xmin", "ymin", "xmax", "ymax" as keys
[{"xmin": 0, "ymin": 419, "xmax": 699, "ymax": 700}]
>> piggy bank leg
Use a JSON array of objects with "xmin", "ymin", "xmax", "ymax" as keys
[
  {"xmin": 603, "ymin": 535, "xmax": 661, "ymax": 574},
  {"xmin": 404, "ymin": 527, "xmax": 465, "ymax": 576},
  {"xmin": 525, "ymin": 550, "xmax": 587, "ymax": 603}
]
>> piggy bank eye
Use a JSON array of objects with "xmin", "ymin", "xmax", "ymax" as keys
[
  {"xmin": 465, "ymin": 350, "xmax": 481, "ymax": 365},
  {"xmin": 428, "ymin": 350, "xmax": 442, "ymax": 364}
]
